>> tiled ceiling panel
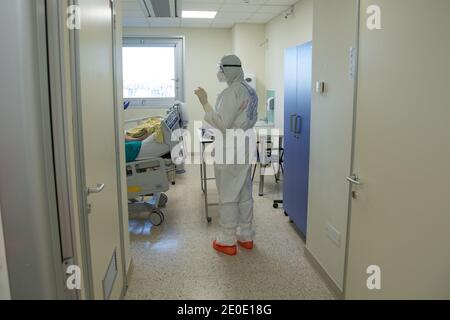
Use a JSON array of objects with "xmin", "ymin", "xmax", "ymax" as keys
[{"xmin": 123, "ymin": 0, "xmax": 299, "ymax": 28}]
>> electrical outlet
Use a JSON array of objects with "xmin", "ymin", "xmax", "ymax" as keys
[{"xmin": 326, "ymin": 223, "xmax": 341, "ymax": 247}]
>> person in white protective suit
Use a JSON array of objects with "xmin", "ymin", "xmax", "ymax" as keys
[{"xmin": 195, "ymin": 54, "xmax": 258, "ymax": 256}]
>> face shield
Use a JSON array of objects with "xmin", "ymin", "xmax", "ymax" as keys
[
  {"xmin": 217, "ymin": 64, "xmax": 226, "ymax": 82},
  {"xmin": 217, "ymin": 62, "xmax": 243, "ymax": 83}
]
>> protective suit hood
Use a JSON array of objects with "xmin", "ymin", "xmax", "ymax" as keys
[{"xmin": 220, "ymin": 54, "xmax": 244, "ymax": 86}]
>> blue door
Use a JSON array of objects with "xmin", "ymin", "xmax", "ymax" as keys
[
  {"xmin": 283, "ymin": 42, "xmax": 312, "ymax": 237},
  {"xmin": 283, "ymin": 46, "xmax": 299, "ymax": 228}
]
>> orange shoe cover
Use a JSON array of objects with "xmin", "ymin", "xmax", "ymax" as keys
[
  {"xmin": 213, "ymin": 240, "xmax": 237, "ymax": 256},
  {"xmin": 237, "ymin": 241, "xmax": 254, "ymax": 250}
]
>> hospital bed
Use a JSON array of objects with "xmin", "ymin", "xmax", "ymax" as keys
[{"xmin": 125, "ymin": 102, "xmax": 188, "ymax": 226}]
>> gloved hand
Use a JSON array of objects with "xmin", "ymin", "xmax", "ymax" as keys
[{"xmin": 194, "ymin": 87, "xmax": 209, "ymax": 106}]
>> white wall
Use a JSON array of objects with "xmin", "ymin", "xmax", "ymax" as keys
[
  {"xmin": 0, "ymin": 206, "xmax": 10, "ymax": 300},
  {"xmin": 232, "ymin": 23, "xmax": 266, "ymax": 117},
  {"xmin": 265, "ymin": 0, "xmax": 314, "ymax": 130},
  {"xmin": 123, "ymin": 27, "xmax": 232, "ymax": 143}
]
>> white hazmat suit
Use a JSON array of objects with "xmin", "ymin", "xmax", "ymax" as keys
[{"xmin": 196, "ymin": 55, "xmax": 258, "ymax": 248}]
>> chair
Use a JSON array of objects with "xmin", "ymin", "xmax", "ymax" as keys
[{"xmin": 251, "ymin": 135, "xmax": 284, "ymax": 196}]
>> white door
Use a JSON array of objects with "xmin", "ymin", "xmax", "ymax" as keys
[
  {"xmin": 345, "ymin": 0, "xmax": 450, "ymax": 299},
  {"xmin": 306, "ymin": 0, "xmax": 358, "ymax": 290},
  {"xmin": 78, "ymin": 0, "xmax": 124, "ymax": 299}
]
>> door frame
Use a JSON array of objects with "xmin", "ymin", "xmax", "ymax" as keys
[
  {"xmin": 46, "ymin": 0, "xmax": 94, "ymax": 299},
  {"xmin": 45, "ymin": 0, "xmax": 83, "ymax": 299},
  {"xmin": 342, "ymin": 0, "xmax": 361, "ymax": 297},
  {"xmin": 109, "ymin": 0, "xmax": 129, "ymax": 297}
]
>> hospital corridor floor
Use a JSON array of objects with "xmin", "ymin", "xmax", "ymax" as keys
[{"xmin": 125, "ymin": 165, "xmax": 335, "ymax": 300}]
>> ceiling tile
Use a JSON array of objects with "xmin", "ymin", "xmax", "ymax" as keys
[
  {"xmin": 257, "ymin": 4, "xmax": 289, "ymax": 14},
  {"xmin": 182, "ymin": 1, "xmax": 222, "ymax": 11},
  {"xmin": 122, "ymin": 0, "xmax": 296, "ymax": 28},
  {"xmin": 123, "ymin": 9, "xmax": 146, "ymax": 18},
  {"xmin": 264, "ymin": 0, "xmax": 298, "ymax": 5},
  {"xmin": 150, "ymin": 20, "xmax": 181, "ymax": 28},
  {"xmin": 215, "ymin": 11, "xmax": 252, "ymax": 19},
  {"xmin": 224, "ymin": 0, "xmax": 267, "ymax": 4},
  {"xmin": 148, "ymin": 17, "xmax": 181, "ymax": 24},
  {"xmin": 247, "ymin": 12, "xmax": 274, "ymax": 23},
  {"xmin": 219, "ymin": 4, "xmax": 261, "ymax": 12},
  {"xmin": 212, "ymin": 17, "xmax": 239, "ymax": 23},
  {"xmin": 210, "ymin": 22, "xmax": 235, "ymax": 28},
  {"xmin": 150, "ymin": 23, "xmax": 181, "ymax": 28},
  {"xmin": 182, "ymin": 0, "xmax": 225, "ymax": 3},
  {"xmin": 181, "ymin": 17, "xmax": 212, "ymax": 23},
  {"xmin": 123, "ymin": 1, "xmax": 142, "ymax": 11},
  {"xmin": 181, "ymin": 20, "xmax": 213, "ymax": 28}
]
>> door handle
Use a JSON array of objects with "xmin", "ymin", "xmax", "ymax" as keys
[
  {"xmin": 87, "ymin": 183, "xmax": 105, "ymax": 195},
  {"xmin": 346, "ymin": 175, "xmax": 361, "ymax": 185},
  {"xmin": 290, "ymin": 114, "xmax": 296, "ymax": 134},
  {"xmin": 295, "ymin": 115, "xmax": 302, "ymax": 134}
]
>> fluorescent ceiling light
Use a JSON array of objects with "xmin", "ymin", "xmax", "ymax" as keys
[{"xmin": 182, "ymin": 11, "xmax": 217, "ymax": 19}]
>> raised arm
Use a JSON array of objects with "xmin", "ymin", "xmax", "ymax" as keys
[{"xmin": 195, "ymin": 87, "xmax": 247, "ymax": 131}]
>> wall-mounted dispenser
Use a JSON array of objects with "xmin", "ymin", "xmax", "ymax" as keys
[
  {"xmin": 266, "ymin": 97, "xmax": 275, "ymax": 124},
  {"xmin": 244, "ymin": 74, "xmax": 256, "ymax": 91}
]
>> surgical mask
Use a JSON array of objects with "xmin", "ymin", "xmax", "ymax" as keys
[{"xmin": 217, "ymin": 71, "xmax": 227, "ymax": 83}]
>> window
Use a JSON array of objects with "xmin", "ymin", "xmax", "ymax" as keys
[{"xmin": 123, "ymin": 37, "xmax": 184, "ymax": 107}]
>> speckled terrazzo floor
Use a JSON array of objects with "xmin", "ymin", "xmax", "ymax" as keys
[{"xmin": 124, "ymin": 164, "xmax": 335, "ymax": 300}]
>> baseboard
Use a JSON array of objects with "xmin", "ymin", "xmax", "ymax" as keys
[
  {"xmin": 120, "ymin": 258, "xmax": 134, "ymax": 300},
  {"xmin": 304, "ymin": 248, "xmax": 344, "ymax": 300}
]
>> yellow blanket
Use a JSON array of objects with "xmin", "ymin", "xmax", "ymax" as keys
[{"xmin": 126, "ymin": 117, "xmax": 164, "ymax": 144}]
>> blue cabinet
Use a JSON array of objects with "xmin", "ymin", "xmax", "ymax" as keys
[{"xmin": 283, "ymin": 42, "xmax": 312, "ymax": 237}]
